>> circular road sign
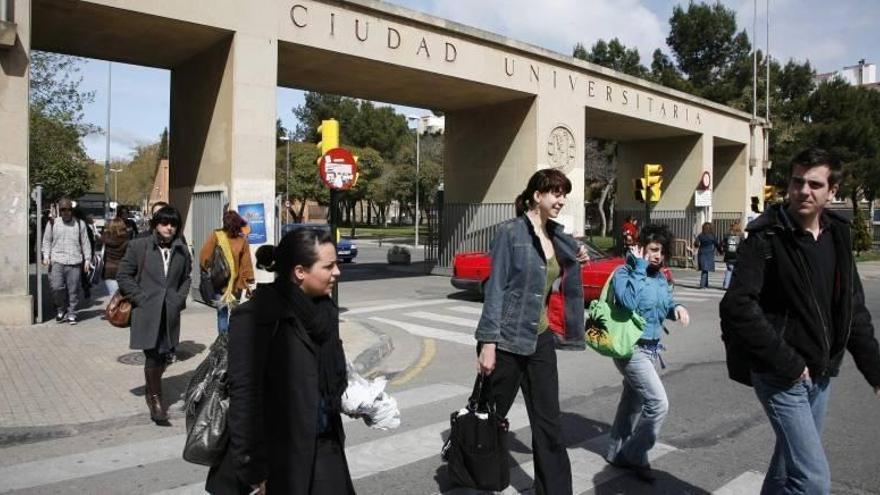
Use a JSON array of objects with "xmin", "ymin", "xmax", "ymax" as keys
[{"xmin": 319, "ymin": 148, "xmax": 358, "ymax": 191}]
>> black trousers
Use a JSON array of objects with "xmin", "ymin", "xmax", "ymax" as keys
[
  {"xmin": 309, "ymin": 435, "xmax": 355, "ymax": 494},
  {"xmin": 483, "ymin": 331, "xmax": 572, "ymax": 495}
]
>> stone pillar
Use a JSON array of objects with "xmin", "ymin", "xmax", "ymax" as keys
[
  {"xmin": 713, "ymin": 143, "xmax": 748, "ymax": 216},
  {"xmin": 0, "ymin": 0, "xmax": 32, "ymax": 325},
  {"xmin": 169, "ymin": 32, "xmax": 278, "ymax": 247}
]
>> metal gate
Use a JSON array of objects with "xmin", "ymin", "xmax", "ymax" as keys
[{"xmin": 190, "ymin": 191, "xmax": 224, "ymax": 303}]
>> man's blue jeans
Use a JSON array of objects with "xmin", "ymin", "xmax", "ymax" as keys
[
  {"xmin": 752, "ymin": 371, "xmax": 832, "ymax": 494},
  {"xmin": 606, "ymin": 346, "xmax": 669, "ymax": 467}
]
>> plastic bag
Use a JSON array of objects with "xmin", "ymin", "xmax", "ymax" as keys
[{"xmin": 342, "ymin": 362, "xmax": 400, "ymax": 430}]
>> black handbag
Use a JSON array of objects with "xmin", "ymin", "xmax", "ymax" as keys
[
  {"xmin": 182, "ymin": 333, "xmax": 230, "ymax": 466},
  {"xmin": 441, "ymin": 374, "xmax": 510, "ymax": 491}
]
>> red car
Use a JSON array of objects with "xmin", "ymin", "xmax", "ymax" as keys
[{"xmin": 451, "ymin": 241, "xmax": 625, "ymax": 303}]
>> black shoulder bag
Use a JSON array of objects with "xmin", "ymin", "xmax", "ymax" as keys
[{"xmin": 441, "ymin": 373, "xmax": 510, "ymax": 491}]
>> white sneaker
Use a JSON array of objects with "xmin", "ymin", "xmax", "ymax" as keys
[{"xmin": 68, "ymin": 314, "xmax": 77, "ymax": 325}]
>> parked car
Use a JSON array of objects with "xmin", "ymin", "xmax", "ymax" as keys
[
  {"xmin": 451, "ymin": 240, "xmax": 626, "ymax": 302},
  {"xmin": 281, "ymin": 223, "xmax": 359, "ymax": 263}
]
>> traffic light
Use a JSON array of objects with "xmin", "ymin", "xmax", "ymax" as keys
[
  {"xmin": 763, "ymin": 185, "xmax": 775, "ymax": 204},
  {"xmin": 644, "ymin": 163, "xmax": 663, "ymax": 202},
  {"xmin": 751, "ymin": 196, "xmax": 761, "ymax": 214},
  {"xmin": 316, "ymin": 119, "xmax": 340, "ymax": 156},
  {"xmin": 633, "ymin": 178, "xmax": 647, "ymax": 202}
]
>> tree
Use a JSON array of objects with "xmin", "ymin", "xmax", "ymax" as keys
[
  {"xmin": 666, "ymin": 1, "xmax": 752, "ymax": 104},
  {"xmin": 29, "ymin": 51, "xmax": 96, "ymax": 201},
  {"xmin": 649, "ymin": 49, "xmax": 692, "ymax": 92},
  {"xmin": 572, "ymin": 39, "xmax": 649, "ymax": 78},
  {"xmin": 292, "ymin": 93, "xmax": 359, "ymax": 143},
  {"xmin": 276, "ymin": 142, "xmax": 327, "ymax": 222},
  {"xmin": 584, "ymin": 139, "xmax": 618, "ymax": 235}
]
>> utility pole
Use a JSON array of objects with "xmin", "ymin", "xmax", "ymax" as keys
[{"xmin": 103, "ymin": 62, "xmax": 112, "ymax": 221}]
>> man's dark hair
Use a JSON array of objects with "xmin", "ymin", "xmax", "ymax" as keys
[
  {"xmin": 790, "ymin": 147, "xmax": 842, "ymax": 187},
  {"xmin": 639, "ymin": 223, "xmax": 673, "ymax": 257}
]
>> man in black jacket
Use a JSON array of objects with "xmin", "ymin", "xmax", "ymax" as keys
[{"xmin": 720, "ymin": 147, "xmax": 880, "ymax": 494}]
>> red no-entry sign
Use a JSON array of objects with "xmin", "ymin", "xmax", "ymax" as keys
[{"xmin": 318, "ymin": 148, "xmax": 358, "ymax": 191}]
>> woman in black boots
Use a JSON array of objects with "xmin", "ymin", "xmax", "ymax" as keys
[
  {"xmin": 117, "ymin": 206, "xmax": 191, "ymax": 425},
  {"xmin": 206, "ymin": 227, "xmax": 354, "ymax": 495}
]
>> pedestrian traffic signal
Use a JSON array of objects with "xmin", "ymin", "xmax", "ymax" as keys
[
  {"xmin": 633, "ymin": 178, "xmax": 647, "ymax": 202},
  {"xmin": 750, "ymin": 195, "xmax": 761, "ymax": 213},
  {"xmin": 644, "ymin": 163, "xmax": 663, "ymax": 202},
  {"xmin": 316, "ymin": 119, "xmax": 340, "ymax": 156},
  {"xmin": 763, "ymin": 185, "xmax": 775, "ymax": 204}
]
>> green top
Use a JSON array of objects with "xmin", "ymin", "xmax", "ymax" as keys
[{"xmin": 537, "ymin": 256, "xmax": 560, "ymax": 334}]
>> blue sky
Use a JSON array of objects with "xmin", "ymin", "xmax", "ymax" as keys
[{"xmin": 73, "ymin": 0, "xmax": 880, "ymax": 161}]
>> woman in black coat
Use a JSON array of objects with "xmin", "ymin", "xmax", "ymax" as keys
[
  {"xmin": 117, "ymin": 206, "xmax": 191, "ymax": 425},
  {"xmin": 206, "ymin": 228, "xmax": 354, "ymax": 495}
]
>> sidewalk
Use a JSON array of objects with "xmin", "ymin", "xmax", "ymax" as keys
[{"xmin": 0, "ymin": 293, "xmax": 391, "ymax": 433}]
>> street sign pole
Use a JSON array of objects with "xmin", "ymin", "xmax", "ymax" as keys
[
  {"xmin": 330, "ymin": 189, "xmax": 339, "ymax": 304},
  {"xmin": 644, "ymin": 169, "xmax": 651, "ymax": 226}
]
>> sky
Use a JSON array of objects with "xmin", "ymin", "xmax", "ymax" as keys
[{"xmin": 71, "ymin": 0, "xmax": 879, "ymax": 161}]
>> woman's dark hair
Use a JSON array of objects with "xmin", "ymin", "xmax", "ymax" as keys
[
  {"xmin": 271, "ymin": 227, "xmax": 334, "ymax": 281},
  {"xmin": 254, "ymin": 244, "xmax": 276, "ymax": 271},
  {"xmin": 149, "ymin": 205, "xmax": 182, "ymax": 231},
  {"xmin": 222, "ymin": 210, "xmax": 247, "ymax": 237},
  {"xmin": 639, "ymin": 223, "xmax": 673, "ymax": 257},
  {"xmin": 701, "ymin": 222, "xmax": 713, "ymax": 234},
  {"xmin": 514, "ymin": 168, "xmax": 572, "ymax": 216}
]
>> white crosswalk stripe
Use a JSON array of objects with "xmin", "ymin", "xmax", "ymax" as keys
[
  {"xmin": 712, "ymin": 470, "xmax": 766, "ymax": 494},
  {"xmin": 370, "ymin": 316, "xmax": 475, "ymax": 346},
  {"xmin": 448, "ymin": 306, "xmax": 483, "ymax": 316},
  {"xmin": 344, "ymin": 299, "xmax": 454, "ymax": 315},
  {"xmin": 405, "ymin": 311, "xmax": 480, "ymax": 328}
]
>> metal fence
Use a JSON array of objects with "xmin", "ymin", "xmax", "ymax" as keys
[
  {"xmin": 436, "ymin": 203, "xmax": 516, "ymax": 269},
  {"xmin": 190, "ymin": 191, "xmax": 224, "ymax": 302}
]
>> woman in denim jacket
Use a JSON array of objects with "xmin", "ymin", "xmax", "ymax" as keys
[
  {"xmin": 604, "ymin": 224, "xmax": 690, "ymax": 483},
  {"xmin": 474, "ymin": 168, "xmax": 588, "ymax": 494}
]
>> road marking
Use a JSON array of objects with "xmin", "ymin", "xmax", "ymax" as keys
[
  {"xmin": 448, "ymin": 306, "xmax": 483, "ymax": 316},
  {"xmin": 345, "ymin": 299, "xmax": 453, "ymax": 315},
  {"xmin": 370, "ymin": 317, "xmax": 475, "ymax": 346},
  {"xmin": 440, "ymin": 433, "xmax": 677, "ymax": 494},
  {"xmin": 405, "ymin": 311, "xmax": 479, "ymax": 328},
  {"xmin": 675, "ymin": 296, "xmax": 715, "ymax": 303},
  {"xmin": 347, "ymin": 403, "xmax": 529, "ymax": 480},
  {"xmin": 391, "ymin": 339, "xmax": 437, "ymax": 386},
  {"xmin": 0, "ymin": 433, "xmax": 187, "ymax": 492},
  {"xmin": 712, "ymin": 470, "xmax": 766, "ymax": 494}
]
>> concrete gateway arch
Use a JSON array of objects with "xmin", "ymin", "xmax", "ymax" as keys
[{"xmin": 0, "ymin": 0, "xmax": 768, "ymax": 324}]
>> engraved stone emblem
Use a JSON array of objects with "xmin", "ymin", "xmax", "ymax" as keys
[{"xmin": 547, "ymin": 126, "xmax": 576, "ymax": 171}]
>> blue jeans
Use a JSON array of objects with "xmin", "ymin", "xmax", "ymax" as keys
[
  {"xmin": 722, "ymin": 263, "xmax": 735, "ymax": 289},
  {"xmin": 606, "ymin": 346, "xmax": 669, "ymax": 467},
  {"xmin": 752, "ymin": 372, "xmax": 832, "ymax": 494},
  {"xmin": 699, "ymin": 270, "xmax": 709, "ymax": 288},
  {"xmin": 217, "ymin": 305, "xmax": 230, "ymax": 334},
  {"xmin": 103, "ymin": 278, "xmax": 119, "ymax": 296}
]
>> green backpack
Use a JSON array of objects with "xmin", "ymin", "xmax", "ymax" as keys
[{"xmin": 585, "ymin": 267, "xmax": 646, "ymax": 359}]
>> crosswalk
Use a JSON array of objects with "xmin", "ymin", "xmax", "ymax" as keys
[{"xmin": 0, "ymin": 378, "xmax": 764, "ymax": 494}]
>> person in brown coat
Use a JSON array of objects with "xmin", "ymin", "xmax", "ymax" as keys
[
  {"xmin": 199, "ymin": 210, "xmax": 255, "ymax": 333},
  {"xmin": 100, "ymin": 217, "xmax": 130, "ymax": 297}
]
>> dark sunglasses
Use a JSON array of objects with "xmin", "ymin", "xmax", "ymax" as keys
[
  {"xmin": 156, "ymin": 220, "xmax": 176, "ymax": 227},
  {"xmin": 59, "ymin": 208, "xmax": 72, "ymax": 212}
]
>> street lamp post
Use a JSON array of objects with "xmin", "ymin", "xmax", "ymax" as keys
[
  {"xmin": 279, "ymin": 133, "xmax": 291, "ymax": 224},
  {"xmin": 103, "ymin": 62, "xmax": 112, "ymax": 222},
  {"xmin": 110, "ymin": 167, "xmax": 122, "ymax": 203},
  {"xmin": 407, "ymin": 115, "xmax": 421, "ymax": 247}
]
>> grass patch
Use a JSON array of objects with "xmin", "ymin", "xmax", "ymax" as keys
[
  {"xmin": 585, "ymin": 235, "xmax": 615, "ymax": 251},
  {"xmin": 341, "ymin": 225, "xmax": 427, "ymax": 238},
  {"xmin": 854, "ymin": 251, "xmax": 880, "ymax": 263}
]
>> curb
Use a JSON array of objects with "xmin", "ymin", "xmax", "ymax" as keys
[{"xmin": 352, "ymin": 320, "xmax": 393, "ymax": 375}]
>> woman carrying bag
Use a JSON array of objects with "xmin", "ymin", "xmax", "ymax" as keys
[
  {"xmin": 101, "ymin": 217, "xmax": 129, "ymax": 297},
  {"xmin": 474, "ymin": 168, "xmax": 589, "ymax": 494},
  {"xmin": 206, "ymin": 228, "xmax": 354, "ymax": 495},
  {"xmin": 117, "ymin": 206, "xmax": 192, "ymax": 425},
  {"xmin": 199, "ymin": 210, "xmax": 255, "ymax": 333},
  {"xmin": 604, "ymin": 224, "xmax": 689, "ymax": 483}
]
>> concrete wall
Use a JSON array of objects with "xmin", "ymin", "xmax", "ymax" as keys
[
  {"xmin": 713, "ymin": 143, "xmax": 748, "ymax": 214},
  {"xmin": 0, "ymin": 0, "xmax": 32, "ymax": 325},
  {"xmin": 617, "ymin": 135, "xmax": 705, "ymax": 213}
]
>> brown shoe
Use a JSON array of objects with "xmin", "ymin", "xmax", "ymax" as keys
[{"xmin": 144, "ymin": 367, "xmax": 170, "ymax": 425}]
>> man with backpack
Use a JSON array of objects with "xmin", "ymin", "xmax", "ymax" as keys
[
  {"xmin": 720, "ymin": 148, "xmax": 880, "ymax": 494},
  {"xmin": 720, "ymin": 220, "xmax": 743, "ymax": 290},
  {"xmin": 41, "ymin": 197, "xmax": 93, "ymax": 325}
]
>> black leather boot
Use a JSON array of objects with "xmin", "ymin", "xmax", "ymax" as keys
[{"xmin": 144, "ymin": 367, "xmax": 170, "ymax": 425}]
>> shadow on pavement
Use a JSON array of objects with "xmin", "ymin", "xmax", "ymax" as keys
[{"xmin": 339, "ymin": 261, "xmax": 433, "ymax": 282}]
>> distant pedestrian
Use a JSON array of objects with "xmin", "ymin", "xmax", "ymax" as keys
[
  {"xmin": 199, "ymin": 210, "xmax": 255, "ymax": 333},
  {"xmin": 117, "ymin": 205, "xmax": 192, "ymax": 425},
  {"xmin": 474, "ymin": 168, "xmax": 589, "ymax": 494},
  {"xmin": 100, "ymin": 217, "xmax": 130, "ymax": 297},
  {"xmin": 693, "ymin": 222, "xmax": 720, "ymax": 288},
  {"xmin": 41, "ymin": 197, "xmax": 92, "ymax": 325},
  {"xmin": 206, "ymin": 228, "xmax": 353, "ymax": 495},
  {"xmin": 720, "ymin": 148, "xmax": 880, "ymax": 494},
  {"xmin": 621, "ymin": 216, "xmax": 638, "ymax": 255},
  {"xmin": 605, "ymin": 224, "xmax": 690, "ymax": 483},
  {"xmin": 117, "ymin": 206, "xmax": 139, "ymax": 239},
  {"xmin": 77, "ymin": 210, "xmax": 99, "ymax": 300},
  {"xmin": 720, "ymin": 220, "xmax": 743, "ymax": 290}
]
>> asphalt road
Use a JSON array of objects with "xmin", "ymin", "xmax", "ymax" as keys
[{"xmin": 2, "ymin": 243, "xmax": 879, "ymax": 494}]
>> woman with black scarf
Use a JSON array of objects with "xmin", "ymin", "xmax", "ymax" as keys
[{"xmin": 206, "ymin": 228, "xmax": 354, "ymax": 495}]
